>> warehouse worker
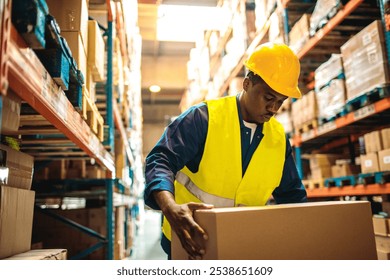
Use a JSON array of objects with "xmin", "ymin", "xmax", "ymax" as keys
[{"xmin": 144, "ymin": 42, "xmax": 307, "ymax": 260}]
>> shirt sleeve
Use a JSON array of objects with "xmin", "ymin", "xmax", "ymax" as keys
[
  {"xmin": 272, "ymin": 137, "xmax": 308, "ymax": 204},
  {"xmin": 143, "ymin": 104, "xmax": 208, "ymax": 210}
]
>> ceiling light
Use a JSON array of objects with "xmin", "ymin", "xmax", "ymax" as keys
[{"xmin": 149, "ymin": 85, "xmax": 161, "ymax": 93}]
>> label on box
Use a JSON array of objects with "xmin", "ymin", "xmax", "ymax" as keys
[
  {"xmin": 362, "ymin": 33, "xmax": 372, "ymax": 45},
  {"xmin": 364, "ymin": 159, "xmax": 373, "ymax": 167},
  {"xmin": 384, "ymin": 156, "xmax": 390, "ymax": 164}
]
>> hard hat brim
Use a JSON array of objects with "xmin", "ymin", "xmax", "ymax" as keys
[{"xmin": 244, "ymin": 62, "xmax": 302, "ymax": 99}]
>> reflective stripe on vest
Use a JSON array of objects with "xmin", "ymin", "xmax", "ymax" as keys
[{"xmin": 175, "ymin": 171, "xmax": 234, "ymax": 207}]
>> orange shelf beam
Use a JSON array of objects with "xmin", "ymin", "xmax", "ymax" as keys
[
  {"xmin": 113, "ymin": 100, "xmax": 135, "ymax": 167},
  {"xmin": 294, "ymin": 96, "xmax": 390, "ymax": 146},
  {"xmin": 7, "ymin": 25, "xmax": 115, "ymax": 174},
  {"xmin": 297, "ymin": 0, "xmax": 364, "ymax": 59},
  {"xmin": 306, "ymin": 183, "xmax": 390, "ymax": 198}
]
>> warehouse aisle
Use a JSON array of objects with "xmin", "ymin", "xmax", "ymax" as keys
[{"xmin": 128, "ymin": 209, "xmax": 167, "ymax": 260}]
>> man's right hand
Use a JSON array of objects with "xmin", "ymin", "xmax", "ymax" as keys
[{"xmin": 153, "ymin": 190, "xmax": 213, "ymax": 259}]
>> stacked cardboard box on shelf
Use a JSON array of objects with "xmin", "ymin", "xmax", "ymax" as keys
[
  {"xmin": 341, "ymin": 20, "xmax": 390, "ymax": 101},
  {"xmin": 289, "ymin": 14, "xmax": 310, "ymax": 54},
  {"xmin": 361, "ymin": 128, "xmax": 390, "ymax": 173},
  {"xmin": 291, "ymin": 91, "xmax": 317, "ymax": 132},
  {"xmin": 268, "ymin": 9, "xmax": 285, "ymax": 44},
  {"xmin": 316, "ymin": 79, "xmax": 346, "ymax": 121},
  {"xmin": 33, "ymin": 159, "xmax": 106, "ymax": 180},
  {"xmin": 0, "ymin": 144, "xmax": 36, "ymax": 259},
  {"xmin": 378, "ymin": 128, "xmax": 390, "ymax": 172},
  {"xmin": 46, "ymin": 0, "xmax": 89, "ymax": 57},
  {"xmin": 309, "ymin": 0, "xmax": 342, "ymax": 36},
  {"xmin": 372, "ymin": 216, "xmax": 390, "ymax": 260},
  {"xmin": 314, "ymin": 54, "xmax": 344, "ymax": 92},
  {"xmin": 308, "ymin": 153, "xmax": 343, "ymax": 180},
  {"xmin": 331, "ymin": 159, "xmax": 360, "ymax": 178},
  {"xmin": 3, "ymin": 249, "xmax": 67, "ymax": 260},
  {"xmin": 1, "ymin": 92, "xmax": 22, "ymax": 134}
]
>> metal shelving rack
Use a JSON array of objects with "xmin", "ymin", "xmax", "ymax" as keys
[
  {"xmin": 283, "ymin": 0, "xmax": 390, "ymax": 198},
  {"xmin": 205, "ymin": 0, "xmax": 390, "ymax": 198},
  {"xmin": 0, "ymin": 0, "xmax": 137, "ymax": 259}
]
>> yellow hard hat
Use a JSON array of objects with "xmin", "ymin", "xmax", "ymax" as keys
[{"xmin": 244, "ymin": 42, "xmax": 301, "ymax": 98}]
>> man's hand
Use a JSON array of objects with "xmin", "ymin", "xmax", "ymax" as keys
[
  {"xmin": 165, "ymin": 202, "xmax": 213, "ymax": 259},
  {"xmin": 153, "ymin": 190, "xmax": 213, "ymax": 259}
]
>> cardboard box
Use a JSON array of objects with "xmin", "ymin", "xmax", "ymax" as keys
[
  {"xmin": 381, "ymin": 128, "xmax": 390, "ymax": 149},
  {"xmin": 311, "ymin": 166, "xmax": 331, "ymax": 179},
  {"xmin": 289, "ymin": 14, "xmax": 310, "ymax": 54},
  {"xmin": 382, "ymin": 201, "xmax": 390, "ymax": 215},
  {"xmin": 316, "ymin": 79, "xmax": 346, "ymax": 120},
  {"xmin": 0, "ymin": 186, "xmax": 35, "ymax": 259},
  {"xmin": 378, "ymin": 149, "xmax": 390, "ymax": 172},
  {"xmin": 364, "ymin": 131, "xmax": 383, "ymax": 153},
  {"xmin": 3, "ymin": 249, "xmax": 67, "ymax": 260},
  {"xmin": 377, "ymin": 250, "xmax": 390, "ymax": 260},
  {"xmin": 87, "ymin": 20, "xmax": 105, "ymax": 82},
  {"xmin": 61, "ymin": 31, "xmax": 87, "ymax": 78},
  {"xmin": 315, "ymin": 54, "xmax": 343, "ymax": 92},
  {"xmin": 375, "ymin": 235, "xmax": 390, "ymax": 252},
  {"xmin": 309, "ymin": 154, "xmax": 342, "ymax": 170},
  {"xmin": 1, "ymin": 91, "xmax": 21, "ymax": 133},
  {"xmin": 172, "ymin": 201, "xmax": 377, "ymax": 260},
  {"xmin": 46, "ymin": 0, "xmax": 88, "ymax": 52},
  {"xmin": 331, "ymin": 163, "xmax": 360, "ymax": 177},
  {"xmin": 373, "ymin": 217, "xmax": 390, "ymax": 236},
  {"xmin": 360, "ymin": 153, "xmax": 380, "ymax": 173},
  {"xmin": 341, "ymin": 21, "xmax": 390, "ymax": 100},
  {"xmin": 0, "ymin": 144, "xmax": 34, "ymax": 190}
]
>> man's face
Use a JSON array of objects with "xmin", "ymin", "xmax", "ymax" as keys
[{"xmin": 241, "ymin": 77, "xmax": 288, "ymax": 124}]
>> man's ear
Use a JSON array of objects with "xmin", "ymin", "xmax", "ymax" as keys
[{"xmin": 243, "ymin": 77, "xmax": 250, "ymax": 91}]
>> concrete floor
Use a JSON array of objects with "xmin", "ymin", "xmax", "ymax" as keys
[{"xmin": 128, "ymin": 209, "xmax": 167, "ymax": 260}]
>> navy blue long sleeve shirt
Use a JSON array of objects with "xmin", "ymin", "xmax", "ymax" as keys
[{"xmin": 144, "ymin": 96, "xmax": 307, "ymax": 209}]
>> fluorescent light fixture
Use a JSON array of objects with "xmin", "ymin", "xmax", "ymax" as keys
[{"xmin": 149, "ymin": 85, "xmax": 161, "ymax": 93}]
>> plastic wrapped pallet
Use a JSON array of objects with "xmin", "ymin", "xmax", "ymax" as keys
[
  {"xmin": 316, "ymin": 79, "xmax": 346, "ymax": 121},
  {"xmin": 314, "ymin": 54, "xmax": 343, "ymax": 92},
  {"xmin": 268, "ymin": 10, "xmax": 285, "ymax": 44},
  {"xmin": 310, "ymin": 0, "xmax": 342, "ymax": 36},
  {"xmin": 291, "ymin": 98, "xmax": 302, "ymax": 131},
  {"xmin": 341, "ymin": 20, "xmax": 390, "ymax": 101},
  {"xmin": 302, "ymin": 90, "xmax": 317, "ymax": 124},
  {"xmin": 11, "ymin": 0, "xmax": 49, "ymax": 49}
]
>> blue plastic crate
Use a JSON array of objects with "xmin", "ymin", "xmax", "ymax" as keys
[
  {"xmin": 12, "ymin": 0, "xmax": 49, "ymax": 49},
  {"xmin": 35, "ymin": 47, "xmax": 70, "ymax": 90}
]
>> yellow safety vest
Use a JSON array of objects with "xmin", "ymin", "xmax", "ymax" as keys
[{"xmin": 163, "ymin": 95, "xmax": 286, "ymax": 240}]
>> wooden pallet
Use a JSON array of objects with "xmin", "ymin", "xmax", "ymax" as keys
[
  {"xmin": 357, "ymin": 172, "xmax": 390, "ymax": 185},
  {"xmin": 297, "ymin": 119, "xmax": 318, "ymax": 134},
  {"xmin": 318, "ymin": 108, "xmax": 347, "ymax": 126},
  {"xmin": 302, "ymin": 178, "xmax": 325, "ymax": 190},
  {"xmin": 345, "ymin": 84, "xmax": 390, "ymax": 113},
  {"xmin": 82, "ymin": 88, "xmax": 93, "ymax": 121},
  {"xmin": 325, "ymin": 175, "xmax": 357, "ymax": 187}
]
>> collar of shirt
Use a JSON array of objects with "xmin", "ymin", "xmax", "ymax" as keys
[{"xmin": 235, "ymin": 94, "xmax": 264, "ymax": 175}]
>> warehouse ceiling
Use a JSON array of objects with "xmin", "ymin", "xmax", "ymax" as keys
[{"xmin": 138, "ymin": 0, "xmax": 221, "ymax": 122}]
